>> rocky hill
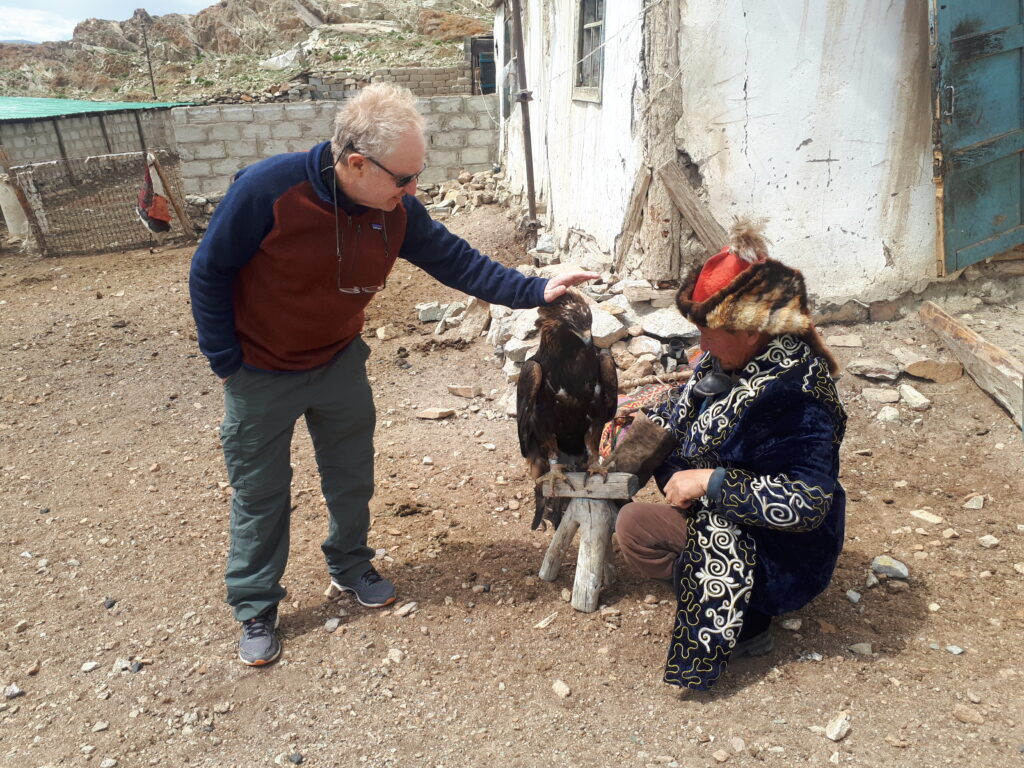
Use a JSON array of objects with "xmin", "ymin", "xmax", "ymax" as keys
[{"xmin": 0, "ymin": 0, "xmax": 490, "ymax": 103}]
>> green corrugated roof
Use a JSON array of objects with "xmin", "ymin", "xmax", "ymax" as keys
[{"xmin": 0, "ymin": 96, "xmax": 189, "ymax": 122}]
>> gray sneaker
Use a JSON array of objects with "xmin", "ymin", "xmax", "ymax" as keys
[
  {"xmin": 330, "ymin": 566, "xmax": 397, "ymax": 608},
  {"xmin": 238, "ymin": 607, "xmax": 281, "ymax": 666},
  {"xmin": 733, "ymin": 629, "xmax": 773, "ymax": 658}
]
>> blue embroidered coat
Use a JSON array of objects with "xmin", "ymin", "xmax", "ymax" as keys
[{"xmin": 645, "ymin": 335, "xmax": 847, "ymax": 690}]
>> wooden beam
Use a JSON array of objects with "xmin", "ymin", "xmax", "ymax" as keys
[
  {"xmin": 657, "ymin": 160, "xmax": 728, "ymax": 254},
  {"xmin": 150, "ymin": 154, "xmax": 195, "ymax": 239},
  {"xmin": 614, "ymin": 164, "xmax": 652, "ymax": 269},
  {"xmin": 919, "ymin": 300, "xmax": 1024, "ymax": 428},
  {"xmin": 540, "ymin": 472, "xmax": 638, "ymax": 500},
  {"xmin": 991, "ymin": 247, "xmax": 1024, "ymax": 262}
]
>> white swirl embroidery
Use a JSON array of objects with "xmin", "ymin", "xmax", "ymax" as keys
[
  {"xmin": 692, "ymin": 512, "xmax": 753, "ymax": 652},
  {"xmin": 735, "ymin": 473, "xmax": 830, "ymax": 528}
]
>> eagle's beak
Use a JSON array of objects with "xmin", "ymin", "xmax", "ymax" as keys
[{"xmin": 574, "ymin": 329, "xmax": 593, "ymax": 346}]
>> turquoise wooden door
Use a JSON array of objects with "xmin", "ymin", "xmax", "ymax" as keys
[{"xmin": 931, "ymin": 0, "xmax": 1024, "ymax": 274}]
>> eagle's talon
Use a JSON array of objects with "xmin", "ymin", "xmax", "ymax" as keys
[
  {"xmin": 535, "ymin": 464, "xmax": 568, "ymax": 487},
  {"xmin": 586, "ymin": 462, "xmax": 610, "ymax": 482}
]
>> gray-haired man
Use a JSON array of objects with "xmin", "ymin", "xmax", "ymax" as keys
[{"xmin": 189, "ymin": 83, "xmax": 596, "ymax": 665}]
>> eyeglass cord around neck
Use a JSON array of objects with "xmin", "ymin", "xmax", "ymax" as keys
[{"xmin": 329, "ymin": 161, "xmax": 390, "ymax": 294}]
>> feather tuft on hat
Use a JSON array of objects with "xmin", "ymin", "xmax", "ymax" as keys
[{"xmin": 728, "ymin": 216, "xmax": 771, "ymax": 264}]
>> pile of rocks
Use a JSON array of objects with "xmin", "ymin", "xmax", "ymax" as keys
[
  {"xmin": 183, "ymin": 191, "xmax": 226, "ymax": 231},
  {"xmin": 836, "ymin": 334, "xmax": 964, "ymax": 424},
  {"xmin": 416, "ymin": 170, "xmax": 507, "ymax": 219},
  {"xmin": 415, "ymin": 263, "xmax": 699, "ymax": 414},
  {"xmin": 199, "ymin": 82, "xmax": 319, "ymax": 104}
]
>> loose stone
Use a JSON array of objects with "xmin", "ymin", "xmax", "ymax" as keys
[
  {"xmin": 876, "ymin": 406, "xmax": 900, "ymax": 423},
  {"xmin": 871, "ymin": 555, "xmax": 909, "ymax": 579},
  {"xmin": 909, "ymin": 509, "xmax": 943, "ymax": 525},
  {"xmin": 825, "ymin": 710, "xmax": 852, "ymax": 741},
  {"xmin": 952, "ymin": 704, "xmax": 984, "ymax": 725},
  {"xmin": 848, "ymin": 359, "xmax": 899, "ymax": 380},
  {"xmin": 862, "ymin": 388, "xmax": 899, "ymax": 404},
  {"xmin": 394, "ymin": 602, "xmax": 418, "ymax": 617},
  {"xmin": 898, "ymin": 384, "xmax": 931, "ymax": 411},
  {"xmin": 4, "ymin": 683, "xmax": 24, "ymax": 699}
]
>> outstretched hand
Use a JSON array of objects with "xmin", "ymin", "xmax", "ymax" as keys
[{"xmin": 543, "ymin": 271, "xmax": 601, "ymax": 303}]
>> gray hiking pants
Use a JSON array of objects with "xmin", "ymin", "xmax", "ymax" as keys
[{"xmin": 220, "ymin": 338, "xmax": 376, "ymax": 621}]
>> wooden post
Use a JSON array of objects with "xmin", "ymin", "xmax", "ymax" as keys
[
  {"xmin": 536, "ymin": 472, "xmax": 639, "ymax": 613},
  {"xmin": 509, "ymin": 0, "xmax": 539, "ymax": 238},
  {"xmin": 150, "ymin": 154, "xmax": 195, "ymax": 238},
  {"xmin": 920, "ymin": 300, "xmax": 1024, "ymax": 428},
  {"xmin": 615, "ymin": 164, "xmax": 653, "ymax": 270}
]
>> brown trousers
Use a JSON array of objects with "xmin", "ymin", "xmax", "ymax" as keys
[{"xmin": 615, "ymin": 502, "xmax": 689, "ymax": 581}]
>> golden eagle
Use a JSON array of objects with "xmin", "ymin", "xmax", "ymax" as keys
[{"xmin": 516, "ymin": 289, "xmax": 618, "ymax": 529}]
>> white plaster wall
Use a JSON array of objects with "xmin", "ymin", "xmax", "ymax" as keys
[
  {"xmin": 496, "ymin": 0, "xmax": 645, "ymax": 256},
  {"xmin": 675, "ymin": 0, "xmax": 936, "ymax": 303},
  {"xmin": 498, "ymin": 0, "xmax": 936, "ymax": 303}
]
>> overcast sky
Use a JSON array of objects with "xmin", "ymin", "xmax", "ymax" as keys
[{"xmin": 0, "ymin": 1, "xmax": 211, "ymax": 43}]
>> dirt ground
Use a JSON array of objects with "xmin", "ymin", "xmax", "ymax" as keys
[{"xmin": 1, "ymin": 206, "xmax": 1022, "ymax": 768}]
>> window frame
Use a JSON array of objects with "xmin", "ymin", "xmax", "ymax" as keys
[{"xmin": 573, "ymin": 0, "xmax": 604, "ymax": 104}]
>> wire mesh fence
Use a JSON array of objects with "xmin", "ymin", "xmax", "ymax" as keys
[{"xmin": 8, "ymin": 149, "xmax": 195, "ymax": 258}]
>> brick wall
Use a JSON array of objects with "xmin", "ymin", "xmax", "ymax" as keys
[
  {"xmin": 174, "ymin": 93, "xmax": 498, "ymax": 194},
  {"xmin": 372, "ymin": 66, "xmax": 472, "ymax": 97},
  {"xmin": 0, "ymin": 110, "xmax": 176, "ymax": 167}
]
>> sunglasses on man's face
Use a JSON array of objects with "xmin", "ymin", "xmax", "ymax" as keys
[{"xmin": 346, "ymin": 142, "xmax": 424, "ymax": 188}]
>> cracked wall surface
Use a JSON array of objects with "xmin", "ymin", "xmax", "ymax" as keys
[{"xmin": 674, "ymin": 0, "xmax": 937, "ymax": 303}]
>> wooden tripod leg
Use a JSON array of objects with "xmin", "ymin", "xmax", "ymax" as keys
[
  {"xmin": 571, "ymin": 499, "xmax": 616, "ymax": 613},
  {"xmin": 538, "ymin": 502, "xmax": 581, "ymax": 582}
]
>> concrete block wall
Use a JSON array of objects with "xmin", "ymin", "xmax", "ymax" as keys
[
  {"xmin": 0, "ymin": 110, "xmax": 176, "ymax": 167},
  {"xmin": 420, "ymin": 94, "xmax": 499, "ymax": 184},
  {"xmin": 172, "ymin": 102, "xmax": 337, "ymax": 193},
  {"xmin": 174, "ymin": 94, "xmax": 498, "ymax": 194}
]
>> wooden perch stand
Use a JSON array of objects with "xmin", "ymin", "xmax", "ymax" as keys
[{"xmin": 538, "ymin": 472, "xmax": 639, "ymax": 613}]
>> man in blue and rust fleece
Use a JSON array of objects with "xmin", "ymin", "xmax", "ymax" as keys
[{"xmin": 189, "ymin": 83, "xmax": 596, "ymax": 666}]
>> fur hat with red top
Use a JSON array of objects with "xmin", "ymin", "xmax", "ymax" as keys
[{"xmin": 676, "ymin": 218, "xmax": 840, "ymax": 375}]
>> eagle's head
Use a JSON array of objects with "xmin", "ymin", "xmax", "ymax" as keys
[{"xmin": 538, "ymin": 288, "xmax": 593, "ymax": 346}]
